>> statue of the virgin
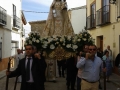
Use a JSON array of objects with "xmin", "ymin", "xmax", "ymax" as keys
[{"xmin": 42, "ymin": 0, "xmax": 74, "ymax": 37}]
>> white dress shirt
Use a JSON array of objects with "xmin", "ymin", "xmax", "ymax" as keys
[{"xmin": 26, "ymin": 57, "xmax": 34, "ymax": 82}]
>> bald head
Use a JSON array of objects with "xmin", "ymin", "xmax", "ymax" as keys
[
  {"xmin": 107, "ymin": 45, "xmax": 110, "ymax": 50},
  {"xmin": 17, "ymin": 49, "xmax": 21, "ymax": 54}
]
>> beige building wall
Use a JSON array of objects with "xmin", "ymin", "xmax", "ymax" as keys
[
  {"xmin": 0, "ymin": 0, "xmax": 26, "ymax": 72},
  {"xmin": 29, "ymin": 20, "xmax": 46, "ymax": 36},
  {"xmin": 68, "ymin": 6, "xmax": 86, "ymax": 34},
  {"xmin": 87, "ymin": 0, "xmax": 120, "ymax": 61}
]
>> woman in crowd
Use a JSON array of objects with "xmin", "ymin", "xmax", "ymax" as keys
[{"xmin": 102, "ymin": 50, "xmax": 112, "ymax": 82}]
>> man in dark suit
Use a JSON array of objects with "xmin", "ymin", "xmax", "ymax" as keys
[
  {"xmin": 66, "ymin": 56, "xmax": 78, "ymax": 90},
  {"xmin": 38, "ymin": 50, "xmax": 47, "ymax": 90},
  {"xmin": 57, "ymin": 60, "xmax": 66, "ymax": 77},
  {"xmin": 6, "ymin": 44, "xmax": 44, "ymax": 90},
  {"xmin": 115, "ymin": 53, "xmax": 120, "ymax": 67}
]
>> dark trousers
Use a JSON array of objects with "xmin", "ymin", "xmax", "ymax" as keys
[
  {"xmin": 26, "ymin": 82, "xmax": 35, "ymax": 90},
  {"xmin": 58, "ymin": 65, "xmax": 65, "ymax": 77},
  {"xmin": 99, "ymin": 79, "xmax": 102, "ymax": 88},
  {"xmin": 41, "ymin": 82, "xmax": 45, "ymax": 90},
  {"xmin": 66, "ymin": 74, "xmax": 76, "ymax": 89},
  {"xmin": 77, "ymin": 76, "xmax": 81, "ymax": 90}
]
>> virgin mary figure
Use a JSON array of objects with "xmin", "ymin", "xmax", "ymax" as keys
[{"xmin": 42, "ymin": 0, "xmax": 74, "ymax": 37}]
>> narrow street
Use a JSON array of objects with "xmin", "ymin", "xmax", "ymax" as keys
[{"xmin": 0, "ymin": 76, "xmax": 119, "ymax": 90}]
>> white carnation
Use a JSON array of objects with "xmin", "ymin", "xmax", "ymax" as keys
[
  {"xmin": 79, "ymin": 34, "xmax": 82, "ymax": 38},
  {"xmin": 50, "ymin": 44, "xmax": 55, "ymax": 49},
  {"xmin": 60, "ymin": 39, "xmax": 63, "ymax": 42},
  {"xmin": 72, "ymin": 39, "xmax": 76, "ymax": 43},
  {"xmin": 42, "ymin": 44, "xmax": 47, "ymax": 48},
  {"xmin": 66, "ymin": 44, "xmax": 71, "ymax": 48},
  {"xmin": 63, "ymin": 43, "xmax": 65, "ymax": 46},
  {"xmin": 48, "ymin": 38, "xmax": 53, "ymax": 42},
  {"xmin": 88, "ymin": 38, "xmax": 92, "ymax": 42},
  {"xmin": 56, "ymin": 42, "xmax": 59, "ymax": 44},
  {"xmin": 83, "ymin": 38, "xmax": 87, "ymax": 41},
  {"xmin": 43, "ymin": 41, "xmax": 48, "ymax": 44},
  {"xmin": 67, "ymin": 36, "xmax": 71, "ymax": 41},
  {"xmin": 32, "ymin": 38, "xmax": 36, "ymax": 42},
  {"xmin": 77, "ymin": 39, "xmax": 81, "ymax": 42},
  {"xmin": 53, "ymin": 35, "xmax": 57, "ymax": 38},
  {"xmin": 55, "ymin": 38, "xmax": 58, "ymax": 40},
  {"xmin": 72, "ymin": 45, "xmax": 78, "ymax": 50},
  {"xmin": 36, "ymin": 39, "xmax": 40, "ymax": 43}
]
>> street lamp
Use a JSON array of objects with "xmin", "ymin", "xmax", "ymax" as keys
[{"xmin": 109, "ymin": 0, "xmax": 116, "ymax": 4}]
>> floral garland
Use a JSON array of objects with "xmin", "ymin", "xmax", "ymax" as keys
[{"xmin": 25, "ymin": 30, "xmax": 94, "ymax": 53}]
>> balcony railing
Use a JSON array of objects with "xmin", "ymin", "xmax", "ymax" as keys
[
  {"xmin": 0, "ymin": 6, "xmax": 6, "ymax": 25},
  {"xmin": 96, "ymin": 5, "xmax": 110, "ymax": 26},
  {"xmin": 87, "ymin": 14, "xmax": 96, "ymax": 29},
  {"xmin": 13, "ymin": 15, "xmax": 20, "ymax": 29}
]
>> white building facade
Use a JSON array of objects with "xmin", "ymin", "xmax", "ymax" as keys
[
  {"xmin": 0, "ymin": 0, "xmax": 26, "ymax": 71},
  {"xmin": 68, "ymin": 5, "xmax": 86, "ymax": 34}
]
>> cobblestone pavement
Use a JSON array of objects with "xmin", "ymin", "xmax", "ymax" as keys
[{"xmin": 0, "ymin": 76, "xmax": 119, "ymax": 90}]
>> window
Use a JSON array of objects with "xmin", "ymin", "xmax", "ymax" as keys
[
  {"xmin": 13, "ymin": 4, "xmax": 16, "ymax": 16},
  {"xmin": 13, "ymin": 4, "xmax": 16, "ymax": 27},
  {"xmin": 0, "ymin": 6, "xmax": 7, "ymax": 25},
  {"xmin": 102, "ymin": 0, "xmax": 110, "ymax": 23},
  {"xmin": 96, "ymin": 0, "xmax": 110, "ymax": 26},
  {"xmin": 91, "ymin": 3, "xmax": 96, "ymax": 27},
  {"xmin": 12, "ymin": 4, "xmax": 20, "ymax": 29},
  {"xmin": 86, "ymin": 2, "xmax": 96, "ymax": 30},
  {"xmin": 0, "ymin": 42, "xmax": 2, "ymax": 61}
]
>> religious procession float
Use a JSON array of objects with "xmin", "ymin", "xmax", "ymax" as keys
[
  {"xmin": 24, "ymin": 31, "xmax": 94, "ymax": 81},
  {"xmin": 24, "ymin": 0, "xmax": 94, "ymax": 82}
]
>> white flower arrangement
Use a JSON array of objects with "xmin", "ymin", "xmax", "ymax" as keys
[
  {"xmin": 25, "ymin": 31, "xmax": 41, "ymax": 50},
  {"xmin": 25, "ymin": 30, "xmax": 94, "ymax": 52}
]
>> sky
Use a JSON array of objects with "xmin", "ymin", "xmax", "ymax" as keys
[{"xmin": 22, "ymin": 0, "xmax": 86, "ymax": 37}]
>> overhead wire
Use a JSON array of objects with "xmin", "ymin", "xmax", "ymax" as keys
[{"xmin": 22, "ymin": 10, "xmax": 49, "ymax": 13}]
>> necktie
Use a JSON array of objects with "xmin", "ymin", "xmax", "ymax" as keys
[{"xmin": 26, "ymin": 58, "xmax": 31, "ymax": 81}]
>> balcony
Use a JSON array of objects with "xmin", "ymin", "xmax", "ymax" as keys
[
  {"xmin": 87, "ymin": 14, "xmax": 96, "ymax": 30},
  {"xmin": 0, "ymin": 6, "xmax": 7, "ymax": 26},
  {"xmin": 13, "ymin": 15, "xmax": 21, "ymax": 29},
  {"xmin": 96, "ymin": 5, "xmax": 110, "ymax": 26}
]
